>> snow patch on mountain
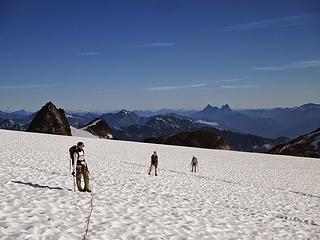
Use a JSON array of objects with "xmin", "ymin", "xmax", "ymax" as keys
[
  {"xmin": 70, "ymin": 126, "xmax": 98, "ymax": 138},
  {"xmin": 83, "ymin": 119, "xmax": 102, "ymax": 129},
  {"xmin": 195, "ymin": 120, "xmax": 219, "ymax": 127}
]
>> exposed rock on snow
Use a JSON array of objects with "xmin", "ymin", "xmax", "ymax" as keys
[
  {"xmin": 70, "ymin": 126, "xmax": 98, "ymax": 138},
  {"xmin": 27, "ymin": 101, "xmax": 71, "ymax": 136},
  {"xmin": 82, "ymin": 118, "xmax": 113, "ymax": 139}
]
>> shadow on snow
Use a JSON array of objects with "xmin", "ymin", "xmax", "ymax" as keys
[{"xmin": 12, "ymin": 180, "xmax": 71, "ymax": 191}]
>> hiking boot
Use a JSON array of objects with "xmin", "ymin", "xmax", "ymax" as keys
[
  {"xmin": 155, "ymin": 174, "xmax": 158, "ymax": 176},
  {"xmin": 85, "ymin": 189, "xmax": 92, "ymax": 193},
  {"xmin": 79, "ymin": 189, "xmax": 85, "ymax": 192},
  {"xmin": 148, "ymin": 172, "xmax": 150, "ymax": 175}
]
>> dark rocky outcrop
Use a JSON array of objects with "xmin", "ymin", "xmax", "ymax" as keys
[
  {"xmin": 269, "ymin": 127, "xmax": 320, "ymax": 158},
  {"xmin": 145, "ymin": 130, "xmax": 231, "ymax": 150},
  {"xmin": 83, "ymin": 118, "xmax": 112, "ymax": 139},
  {"xmin": 27, "ymin": 102, "xmax": 71, "ymax": 136}
]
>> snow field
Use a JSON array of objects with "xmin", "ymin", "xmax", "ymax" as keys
[{"xmin": 0, "ymin": 129, "xmax": 319, "ymax": 239}]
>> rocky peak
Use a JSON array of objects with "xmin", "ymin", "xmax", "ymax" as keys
[
  {"xmin": 118, "ymin": 109, "xmax": 138, "ymax": 118},
  {"xmin": 119, "ymin": 109, "xmax": 129, "ymax": 115},
  {"xmin": 27, "ymin": 101, "xmax": 71, "ymax": 136},
  {"xmin": 221, "ymin": 104, "xmax": 232, "ymax": 112},
  {"xmin": 202, "ymin": 104, "xmax": 219, "ymax": 112}
]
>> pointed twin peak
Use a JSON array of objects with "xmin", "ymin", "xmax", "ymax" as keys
[
  {"xmin": 203, "ymin": 104, "xmax": 219, "ymax": 112},
  {"xmin": 203, "ymin": 104, "xmax": 231, "ymax": 112},
  {"xmin": 221, "ymin": 104, "xmax": 231, "ymax": 112}
]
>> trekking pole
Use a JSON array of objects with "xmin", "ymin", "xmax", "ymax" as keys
[
  {"xmin": 70, "ymin": 157, "xmax": 76, "ymax": 192},
  {"xmin": 73, "ymin": 175, "xmax": 76, "ymax": 192}
]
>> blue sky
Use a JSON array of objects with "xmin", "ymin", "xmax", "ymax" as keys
[{"xmin": 0, "ymin": 0, "xmax": 320, "ymax": 112}]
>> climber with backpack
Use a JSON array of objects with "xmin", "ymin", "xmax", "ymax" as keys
[
  {"xmin": 148, "ymin": 151, "xmax": 158, "ymax": 176},
  {"xmin": 69, "ymin": 142, "xmax": 91, "ymax": 192},
  {"xmin": 191, "ymin": 155, "xmax": 198, "ymax": 172}
]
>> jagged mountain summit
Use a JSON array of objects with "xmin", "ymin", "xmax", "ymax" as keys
[
  {"xmin": 101, "ymin": 109, "xmax": 146, "ymax": 128},
  {"xmin": 27, "ymin": 101, "xmax": 71, "ymax": 136}
]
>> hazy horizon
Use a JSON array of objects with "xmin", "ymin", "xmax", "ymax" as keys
[{"xmin": 1, "ymin": 101, "xmax": 319, "ymax": 114}]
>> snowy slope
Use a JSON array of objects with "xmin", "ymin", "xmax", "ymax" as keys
[
  {"xmin": 70, "ymin": 126, "xmax": 99, "ymax": 139},
  {"xmin": 83, "ymin": 119, "xmax": 102, "ymax": 128},
  {"xmin": 0, "ymin": 129, "xmax": 320, "ymax": 239}
]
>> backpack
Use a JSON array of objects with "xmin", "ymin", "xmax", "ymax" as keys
[
  {"xmin": 69, "ymin": 145, "xmax": 78, "ymax": 165},
  {"xmin": 151, "ymin": 154, "xmax": 158, "ymax": 161},
  {"xmin": 151, "ymin": 154, "xmax": 158, "ymax": 165}
]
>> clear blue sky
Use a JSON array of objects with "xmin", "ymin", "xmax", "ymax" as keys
[{"xmin": 0, "ymin": 0, "xmax": 320, "ymax": 112}]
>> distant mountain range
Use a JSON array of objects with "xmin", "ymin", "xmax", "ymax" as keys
[
  {"xmin": 234, "ymin": 103, "xmax": 320, "ymax": 138},
  {"xmin": 111, "ymin": 114, "xmax": 284, "ymax": 152},
  {"xmin": 185, "ymin": 103, "xmax": 320, "ymax": 139},
  {"xmin": 75, "ymin": 103, "xmax": 320, "ymax": 139},
  {"xmin": 100, "ymin": 110, "xmax": 148, "ymax": 128},
  {"xmin": 0, "ymin": 110, "xmax": 34, "ymax": 130},
  {"xmin": 133, "ymin": 103, "xmax": 320, "ymax": 139},
  {"xmin": 1, "ymin": 102, "xmax": 320, "ymax": 156},
  {"xmin": 134, "ymin": 109, "xmax": 197, "ymax": 117}
]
